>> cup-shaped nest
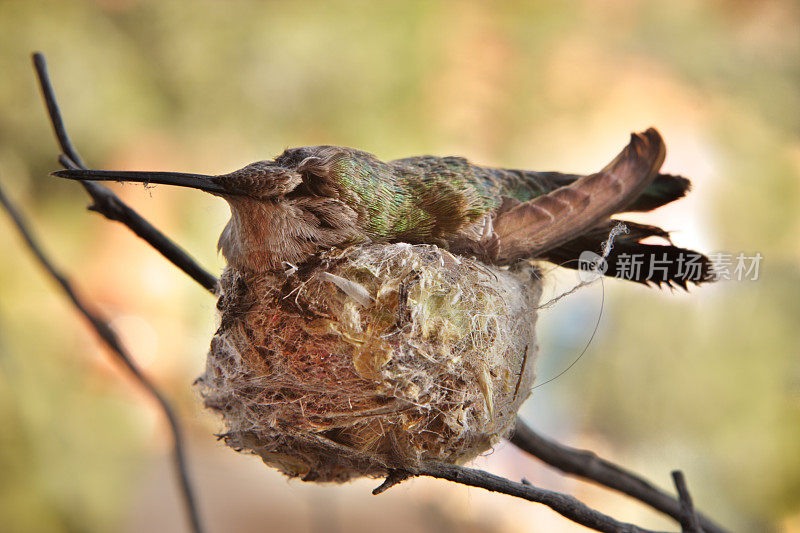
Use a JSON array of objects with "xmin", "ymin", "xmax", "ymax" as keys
[{"xmin": 198, "ymin": 243, "xmax": 542, "ymax": 482}]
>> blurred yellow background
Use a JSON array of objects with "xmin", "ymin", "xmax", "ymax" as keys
[{"xmin": 0, "ymin": 1, "xmax": 798, "ymax": 532}]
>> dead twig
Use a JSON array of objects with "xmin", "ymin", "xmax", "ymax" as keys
[
  {"xmin": 0, "ymin": 178, "xmax": 204, "ymax": 533},
  {"xmin": 410, "ymin": 461, "xmax": 669, "ymax": 533},
  {"xmin": 672, "ymin": 471, "xmax": 704, "ymax": 533},
  {"xmin": 510, "ymin": 418, "xmax": 727, "ymax": 533}
]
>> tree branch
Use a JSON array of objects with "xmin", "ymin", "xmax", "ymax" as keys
[
  {"xmin": 0, "ymin": 179, "xmax": 204, "ymax": 533},
  {"xmin": 32, "ymin": 52, "xmax": 219, "ymax": 295},
  {"xmin": 509, "ymin": 418, "xmax": 727, "ymax": 533},
  {"xmin": 672, "ymin": 471, "xmax": 704, "ymax": 533},
  {"xmin": 411, "ymin": 461, "xmax": 668, "ymax": 533}
]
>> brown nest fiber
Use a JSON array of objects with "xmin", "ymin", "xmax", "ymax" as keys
[{"xmin": 198, "ymin": 243, "xmax": 543, "ymax": 482}]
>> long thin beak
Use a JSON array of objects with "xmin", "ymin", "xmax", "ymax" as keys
[{"xmin": 51, "ymin": 169, "xmax": 233, "ymax": 195}]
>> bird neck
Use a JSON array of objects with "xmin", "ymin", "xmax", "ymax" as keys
[
  {"xmin": 217, "ymin": 196, "xmax": 362, "ymax": 273},
  {"xmin": 218, "ymin": 199, "xmax": 303, "ymax": 272}
]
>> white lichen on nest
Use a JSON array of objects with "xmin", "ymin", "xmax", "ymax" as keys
[{"xmin": 198, "ymin": 243, "xmax": 542, "ymax": 482}]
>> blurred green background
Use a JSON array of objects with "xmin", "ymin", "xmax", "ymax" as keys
[{"xmin": 0, "ymin": 1, "xmax": 798, "ymax": 532}]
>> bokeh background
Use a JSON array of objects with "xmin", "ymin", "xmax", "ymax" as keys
[{"xmin": 1, "ymin": 1, "xmax": 798, "ymax": 532}]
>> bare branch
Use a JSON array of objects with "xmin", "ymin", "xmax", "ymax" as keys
[
  {"xmin": 414, "ymin": 461, "xmax": 669, "ymax": 533},
  {"xmin": 0, "ymin": 179, "xmax": 204, "ymax": 533},
  {"xmin": 371, "ymin": 469, "xmax": 411, "ymax": 495},
  {"xmin": 510, "ymin": 418, "xmax": 727, "ymax": 533},
  {"xmin": 32, "ymin": 52, "xmax": 219, "ymax": 295},
  {"xmin": 672, "ymin": 471, "xmax": 704, "ymax": 533}
]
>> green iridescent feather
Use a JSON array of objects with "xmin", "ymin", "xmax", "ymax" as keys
[{"xmin": 328, "ymin": 150, "xmax": 689, "ymax": 245}]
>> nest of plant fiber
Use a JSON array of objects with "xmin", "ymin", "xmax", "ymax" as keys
[{"xmin": 197, "ymin": 243, "xmax": 542, "ymax": 482}]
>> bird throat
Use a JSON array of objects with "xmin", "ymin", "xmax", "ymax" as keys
[{"xmin": 217, "ymin": 196, "xmax": 362, "ymax": 273}]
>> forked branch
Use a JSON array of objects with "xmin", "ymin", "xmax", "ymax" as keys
[
  {"xmin": 510, "ymin": 418, "xmax": 725, "ymax": 533},
  {"xmin": 414, "ymin": 461, "xmax": 667, "ymax": 533}
]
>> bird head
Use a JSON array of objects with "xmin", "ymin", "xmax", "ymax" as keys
[{"xmin": 52, "ymin": 147, "xmax": 360, "ymax": 272}]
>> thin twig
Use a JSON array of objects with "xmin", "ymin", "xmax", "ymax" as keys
[
  {"xmin": 32, "ymin": 52, "xmax": 219, "ymax": 295},
  {"xmin": 371, "ymin": 469, "xmax": 411, "ymax": 495},
  {"xmin": 510, "ymin": 418, "xmax": 727, "ymax": 533},
  {"xmin": 0, "ymin": 179, "xmax": 204, "ymax": 533},
  {"xmin": 415, "ymin": 461, "xmax": 668, "ymax": 533},
  {"xmin": 672, "ymin": 471, "xmax": 704, "ymax": 533}
]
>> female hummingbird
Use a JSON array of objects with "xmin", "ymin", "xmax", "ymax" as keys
[{"xmin": 53, "ymin": 128, "xmax": 711, "ymax": 287}]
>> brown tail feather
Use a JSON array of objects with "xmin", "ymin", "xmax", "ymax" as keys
[{"xmin": 493, "ymin": 128, "xmax": 666, "ymax": 264}]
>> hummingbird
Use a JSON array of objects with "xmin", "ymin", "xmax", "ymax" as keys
[{"xmin": 53, "ymin": 128, "xmax": 712, "ymax": 287}]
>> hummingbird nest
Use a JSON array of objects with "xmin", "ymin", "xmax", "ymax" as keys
[{"xmin": 198, "ymin": 243, "xmax": 542, "ymax": 482}]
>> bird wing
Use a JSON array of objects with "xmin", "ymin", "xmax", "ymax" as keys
[{"xmin": 492, "ymin": 128, "xmax": 666, "ymax": 264}]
